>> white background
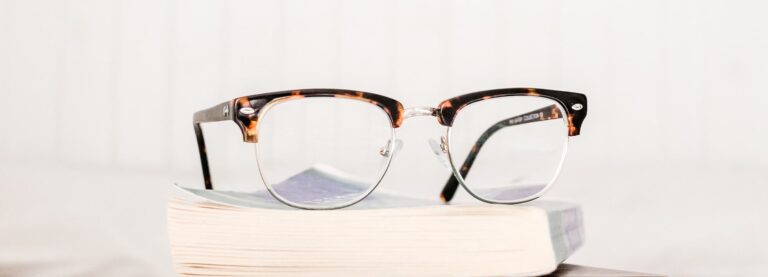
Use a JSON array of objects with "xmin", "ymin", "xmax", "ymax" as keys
[{"xmin": 1, "ymin": 0, "xmax": 767, "ymax": 276}]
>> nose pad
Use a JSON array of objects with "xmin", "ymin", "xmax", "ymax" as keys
[
  {"xmin": 428, "ymin": 137, "xmax": 451, "ymax": 168},
  {"xmin": 379, "ymin": 139, "xmax": 404, "ymax": 158}
]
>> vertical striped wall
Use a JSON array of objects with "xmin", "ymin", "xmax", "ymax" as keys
[{"xmin": 1, "ymin": 0, "xmax": 767, "ymax": 174}]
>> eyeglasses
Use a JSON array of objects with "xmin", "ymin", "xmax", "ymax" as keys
[{"xmin": 193, "ymin": 88, "xmax": 587, "ymax": 209}]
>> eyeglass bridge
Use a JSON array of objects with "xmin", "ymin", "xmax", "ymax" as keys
[{"xmin": 403, "ymin": 106, "xmax": 438, "ymax": 119}]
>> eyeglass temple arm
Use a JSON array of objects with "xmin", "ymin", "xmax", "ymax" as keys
[
  {"xmin": 439, "ymin": 104, "xmax": 563, "ymax": 203},
  {"xmin": 193, "ymin": 101, "xmax": 232, "ymax": 190}
]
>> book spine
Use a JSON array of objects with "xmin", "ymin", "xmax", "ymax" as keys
[{"xmin": 547, "ymin": 205, "xmax": 585, "ymax": 263}]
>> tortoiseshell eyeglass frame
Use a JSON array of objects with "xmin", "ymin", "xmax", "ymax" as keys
[{"xmin": 193, "ymin": 88, "xmax": 587, "ymax": 207}]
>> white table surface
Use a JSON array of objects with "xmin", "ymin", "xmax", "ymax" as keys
[{"xmin": 0, "ymin": 161, "xmax": 765, "ymax": 276}]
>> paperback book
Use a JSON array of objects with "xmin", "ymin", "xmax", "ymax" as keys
[{"xmin": 169, "ymin": 167, "xmax": 584, "ymax": 276}]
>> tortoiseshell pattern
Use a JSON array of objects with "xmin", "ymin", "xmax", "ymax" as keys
[
  {"xmin": 193, "ymin": 89, "xmax": 404, "ymax": 189},
  {"xmin": 436, "ymin": 88, "xmax": 587, "ymax": 202},
  {"xmin": 231, "ymin": 89, "xmax": 405, "ymax": 143},
  {"xmin": 439, "ymin": 104, "xmax": 565, "ymax": 202},
  {"xmin": 437, "ymin": 88, "xmax": 587, "ymax": 135},
  {"xmin": 193, "ymin": 87, "xmax": 587, "ymax": 206}
]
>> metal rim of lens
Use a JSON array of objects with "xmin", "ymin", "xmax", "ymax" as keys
[
  {"xmin": 443, "ymin": 96, "xmax": 570, "ymax": 204},
  {"xmin": 253, "ymin": 96, "xmax": 397, "ymax": 210}
]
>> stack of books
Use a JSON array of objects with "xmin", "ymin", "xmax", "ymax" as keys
[{"xmin": 168, "ymin": 167, "xmax": 584, "ymax": 276}]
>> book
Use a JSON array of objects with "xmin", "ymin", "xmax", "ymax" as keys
[{"xmin": 169, "ymin": 167, "xmax": 584, "ymax": 276}]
